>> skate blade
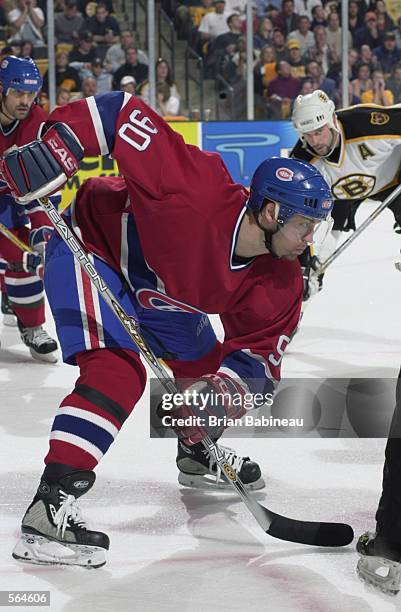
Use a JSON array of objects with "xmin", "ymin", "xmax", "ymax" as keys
[
  {"xmin": 29, "ymin": 347, "xmax": 58, "ymax": 364},
  {"xmin": 357, "ymin": 555, "xmax": 401, "ymax": 596},
  {"xmin": 178, "ymin": 472, "xmax": 265, "ymax": 491},
  {"xmin": 12, "ymin": 533, "xmax": 106, "ymax": 568},
  {"xmin": 3, "ymin": 314, "xmax": 17, "ymax": 327}
]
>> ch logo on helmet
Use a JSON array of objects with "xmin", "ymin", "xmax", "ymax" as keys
[
  {"xmin": 1, "ymin": 59, "xmax": 8, "ymax": 69},
  {"xmin": 318, "ymin": 92, "xmax": 328, "ymax": 103},
  {"xmin": 370, "ymin": 112, "xmax": 390, "ymax": 126},
  {"xmin": 322, "ymin": 199, "xmax": 332, "ymax": 209},
  {"xmin": 276, "ymin": 167, "xmax": 294, "ymax": 181}
]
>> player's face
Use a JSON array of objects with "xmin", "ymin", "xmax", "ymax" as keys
[
  {"xmin": 272, "ymin": 215, "xmax": 319, "ymax": 260},
  {"xmin": 303, "ymin": 125, "xmax": 335, "ymax": 156},
  {"xmin": 3, "ymin": 89, "xmax": 37, "ymax": 119}
]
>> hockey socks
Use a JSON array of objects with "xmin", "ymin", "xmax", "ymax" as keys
[{"xmin": 44, "ymin": 348, "xmax": 146, "ymax": 470}]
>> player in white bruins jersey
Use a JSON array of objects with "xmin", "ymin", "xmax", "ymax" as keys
[{"xmin": 290, "ymin": 90, "xmax": 401, "ymax": 298}]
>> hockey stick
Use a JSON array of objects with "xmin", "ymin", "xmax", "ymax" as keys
[
  {"xmin": 37, "ymin": 196, "xmax": 353, "ymax": 547},
  {"xmin": 0, "ymin": 222, "xmax": 34, "ymax": 254},
  {"xmin": 316, "ymin": 183, "xmax": 401, "ymax": 275}
]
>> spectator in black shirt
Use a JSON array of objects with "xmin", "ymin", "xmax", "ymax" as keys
[
  {"xmin": 373, "ymin": 32, "xmax": 401, "ymax": 76},
  {"xmin": 69, "ymin": 30, "xmax": 99, "ymax": 68},
  {"xmin": 348, "ymin": 0, "xmax": 364, "ymax": 41},
  {"xmin": 271, "ymin": 27, "xmax": 288, "ymax": 62},
  {"xmin": 386, "ymin": 63, "xmax": 401, "ymax": 103},
  {"xmin": 42, "ymin": 50, "xmax": 81, "ymax": 93},
  {"xmin": 78, "ymin": 0, "xmax": 114, "ymax": 15},
  {"xmin": 112, "ymin": 46, "xmax": 148, "ymax": 89},
  {"xmin": 354, "ymin": 12, "xmax": 384, "ymax": 50},
  {"xmin": 310, "ymin": 4, "xmax": 327, "ymax": 30},
  {"xmin": 83, "ymin": 2, "xmax": 120, "ymax": 45},
  {"xmin": 206, "ymin": 13, "xmax": 242, "ymax": 76}
]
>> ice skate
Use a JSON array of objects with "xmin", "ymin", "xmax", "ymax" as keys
[
  {"xmin": 13, "ymin": 470, "xmax": 109, "ymax": 568},
  {"xmin": 177, "ymin": 439, "xmax": 265, "ymax": 490},
  {"xmin": 357, "ymin": 531, "xmax": 401, "ymax": 595},
  {"xmin": 1, "ymin": 291, "xmax": 17, "ymax": 327},
  {"xmin": 18, "ymin": 321, "xmax": 58, "ymax": 363}
]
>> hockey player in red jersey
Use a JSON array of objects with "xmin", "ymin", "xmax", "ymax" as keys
[
  {"xmin": 0, "ymin": 93, "xmax": 333, "ymax": 567},
  {"xmin": 0, "ymin": 55, "xmax": 58, "ymax": 362}
]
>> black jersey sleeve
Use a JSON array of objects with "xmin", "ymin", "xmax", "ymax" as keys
[{"xmin": 338, "ymin": 104, "xmax": 401, "ymax": 139}]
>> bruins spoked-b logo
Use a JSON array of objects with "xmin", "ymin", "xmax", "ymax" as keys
[
  {"xmin": 370, "ymin": 111, "xmax": 390, "ymax": 126},
  {"xmin": 223, "ymin": 463, "xmax": 237, "ymax": 482},
  {"xmin": 332, "ymin": 174, "xmax": 376, "ymax": 199}
]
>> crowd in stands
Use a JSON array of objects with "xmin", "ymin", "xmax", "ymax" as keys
[
  {"xmin": 0, "ymin": 0, "xmax": 182, "ymax": 119},
  {"xmin": 2, "ymin": 0, "xmax": 401, "ymax": 120},
  {"xmin": 164, "ymin": 0, "xmax": 401, "ymax": 119}
]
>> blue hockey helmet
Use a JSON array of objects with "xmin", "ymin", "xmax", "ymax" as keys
[
  {"xmin": 247, "ymin": 157, "xmax": 333, "ymax": 224},
  {"xmin": 0, "ymin": 56, "xmax": 42, "ymax": 94}
]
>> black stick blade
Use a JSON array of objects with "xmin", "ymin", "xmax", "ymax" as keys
[{"xmin": 267, "ymin": 512, "xmax": 354, "ymax": 547}]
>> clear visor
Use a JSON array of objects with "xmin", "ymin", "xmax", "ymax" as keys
[
  {"xmin": 6, "ymin": 88, "xmax": 38, "ymax": 99},
  {"xmin": 278, "ymin": 213, "xmax": 334, "ymax": 249}
]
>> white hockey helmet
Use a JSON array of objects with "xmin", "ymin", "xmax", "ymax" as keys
[{"xmin": 292, "ymin": 89, "xmax": 336, "ymax": 135}]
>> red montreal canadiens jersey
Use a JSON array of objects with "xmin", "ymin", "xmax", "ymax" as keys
[{"xmin": 47, "ymin": 93, "xmax": 303, "ymax": 381}]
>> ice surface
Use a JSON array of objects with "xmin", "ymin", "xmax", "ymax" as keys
[{"xmin": 0, "ymin": 202, "xmax": 400, "ymax": 611}]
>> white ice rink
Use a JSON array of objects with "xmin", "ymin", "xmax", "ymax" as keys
[{"xmin": 0, "ymin": 201, "xmax": 400, "ymax": 612}]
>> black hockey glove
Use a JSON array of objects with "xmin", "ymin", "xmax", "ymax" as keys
[
  {"xmin": 0, "ymin": 123, "xmax": 84, "ymax": 204},
  {"xmin": 302, "ymin": 253, "xmax": 324, "ymax": 301}
]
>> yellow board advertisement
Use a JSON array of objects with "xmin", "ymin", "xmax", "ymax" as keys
[{"xmin": 60, "ymin": 122, "xmax": 201, "ymax": 210}]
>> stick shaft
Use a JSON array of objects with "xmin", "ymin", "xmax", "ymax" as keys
[
  {"xmin": 0, "ymin": 222, "xmax": 34, "ymax": 253},
  {"xmin": 317, "ymin": 183, "xmax": 401, "ymax": 274}
]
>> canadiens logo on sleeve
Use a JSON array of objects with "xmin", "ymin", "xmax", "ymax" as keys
[
  {"xmin": 276, "ymin": 167, "xmax": 294, "ymax": 181},
  {"xmin": 370, "ymin": 112, "xmax": 390, "ymax": 125}
]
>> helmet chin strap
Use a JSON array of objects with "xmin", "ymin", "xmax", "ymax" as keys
[{"xmin": 253, "ymin": 211, "xmax": 281, "ymax": 258}]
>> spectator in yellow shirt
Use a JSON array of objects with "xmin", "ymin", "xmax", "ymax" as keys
[{"xmin": 361, "ymin": 69, "xmax": 394, "ymax": 105}]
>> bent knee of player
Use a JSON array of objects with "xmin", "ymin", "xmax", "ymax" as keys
[{"xmin": 75, "ymin": 347, "xmax": 147, "ymax": 414}]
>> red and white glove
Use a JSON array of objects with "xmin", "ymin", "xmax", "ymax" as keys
[
  {"xmin": 0, "ymin": 123, "xmax": 83, "ymax": 204},
  {"xmin": 162, "ymin": 373, "xmax": 247, "ymax": 445}
]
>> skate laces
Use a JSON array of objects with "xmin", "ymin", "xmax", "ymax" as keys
[
  {"xmin": 204, "ymin": 444, "xmax": 245, "ymax": 484},
  {"xmin": 54, "ymin": 490, "xmax": 86, "ymax": 537},
  {"xmin": 24, "ymin": 326, "xmax": 51, "ymax": 347}
]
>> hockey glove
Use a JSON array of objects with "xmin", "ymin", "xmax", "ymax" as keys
[
  {"xmin": 29, "ymin": 226, "xmax": 53, "ymax": 258},
  {"xmin": 0, "ymin": 123, "xmax": 84, "ymax": 204},
  {"xmin": 302, "ymin": 254, "xmax": 324, "ymax": 301},
  {"xmin": 161, "ymin": 373, "xmax": 247, "ymax": 445},
  {"xmin": 8, "ymin": 251, "xmax": 44, "ymax": 278}
]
